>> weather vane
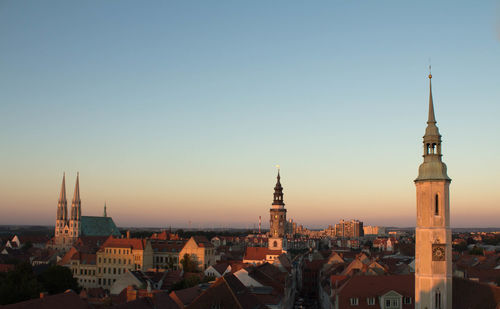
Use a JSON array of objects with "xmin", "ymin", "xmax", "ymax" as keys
[{"xmin": 428, "ymin": 58, "xmax": 432, "ymax": 79}]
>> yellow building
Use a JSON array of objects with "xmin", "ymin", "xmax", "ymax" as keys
[
  {"xmin": 178, "ymin": 236, "xmax": 215, "ymax": 271},
  {"xmin": 96, "ymin": 237, "xmax": 153, "ymax": 289}
]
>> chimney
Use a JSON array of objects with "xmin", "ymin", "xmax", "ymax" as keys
[
  {"xmin": 126, "ymin": 285, "xmax": 137, "ymax": 301},
  {"xmin": 126, "ymin": 230, "xmax": 131, "ymax": 239}
]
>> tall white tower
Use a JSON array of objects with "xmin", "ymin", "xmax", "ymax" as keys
[
  {"xmin": 415, "ymin": 72, "xmax": 452, "ymax": 309},
  {"xmin": 269, "ymin": 169, "xmax": 286, "ymax": 251}
]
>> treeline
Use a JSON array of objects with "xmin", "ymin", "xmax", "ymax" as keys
[{"xmin": 0, "ymin": 263, "xmax": 79, "ymax": 305}]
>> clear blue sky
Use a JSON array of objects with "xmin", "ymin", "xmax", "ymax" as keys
[{"xmin": 1, "ymin": 1, "xmax": 499, "ymax": 228}]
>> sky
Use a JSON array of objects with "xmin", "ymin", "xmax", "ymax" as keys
[{"xmin": 1, "ymin": 1, "xmax": 499, "ymax": 229}]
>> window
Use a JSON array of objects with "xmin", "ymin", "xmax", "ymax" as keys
[
  {"xmin": 435, "ymin": 194, "xmax": 439, "ymax": 215},
  {"xmin": 367, "ymin": 297, "xmax": 375, "ymax": 305},
  {"xmin": 386, "ymin": 300, "xmax": 391, "ymax": 307},
  {"xmin": 404, "ymin": 297, "xmax": 412, "ymax": 304},
  {"xmin": 350, "ymin": 298, "xmax": 359, "ymax": 306},
  {"xmin": 435, "ymin": 290, "xmax": 442, "ymax": 309}
]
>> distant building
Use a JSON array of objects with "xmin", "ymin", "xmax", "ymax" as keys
[
  {"xmin": 363, "ymin": 225, "xmax": 386, "ymax": 236},
  {"xmin": 335, "ymin": 219, "xmax": 364, "ymax": 238},
  {"xmin": 49, "ymin": 173, "xmax": 121, "ymax": 251}
]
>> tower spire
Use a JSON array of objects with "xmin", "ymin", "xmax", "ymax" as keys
[
  {"xmin": 71, "ymin": 172, "xmax": 81, "ymax": 220},
  {"xmin": 272, "ymin": 168, "xmax": 284, "ymax": 206},
  {"xmin": 428, "ymin": 70, "xmax": 436, "ymax": 124},
  {"xmin": 57, "ymin": 173, "xmax": 67, "ymax": 221},
  {"xmin": 103, "ymin": 202, "xmax": 107, "ymax": 217},
  {"xmin": 416, "ymin": 72, "xmax": 450, "ymax": 182}
]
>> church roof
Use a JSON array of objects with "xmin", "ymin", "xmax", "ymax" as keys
[{"xmin": 80, "ymin": 216, "xmax": 121, "ymax": 237}]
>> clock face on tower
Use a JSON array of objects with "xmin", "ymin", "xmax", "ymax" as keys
[{"xmin": 432, "ymin": 244, "xmax": 446, "ymax": 261}]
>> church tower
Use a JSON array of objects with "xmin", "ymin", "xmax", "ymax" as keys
[
  {"xmin": 69, "ymin": 173, "xmax": 82, "ymax": 242},
  {"xmin": 415, "ymin": 72, "xmax": 452, "ymax": 309},
  {"xmin": 55, "ymin": 173, "xmax": 68, "ymax": 244},
  {"xmin": 269, "ymin": 169, "xmax": 286, "ymax": 251}
]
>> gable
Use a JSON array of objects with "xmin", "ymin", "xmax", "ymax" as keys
[{"xmin": 382, "ymin": 290, "xmax": 402, "ymax": 298}]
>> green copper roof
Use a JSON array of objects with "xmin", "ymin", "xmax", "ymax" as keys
[
  {"xmin": 80, "ymin": 216, "xmax": 121, "ymax": 237},
  {"xmin": 415, "ymin": 74, "xmax": 451, "ymax": 182}
]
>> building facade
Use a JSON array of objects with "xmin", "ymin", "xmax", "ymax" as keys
[
  {"xmin": 415, "ymin": 73, "xmax": 452, "ymax": 309},
  {"xmin": 95, "ymin": 237, "xmax": 153, "ymax": 289},
  {"xmin": 178, "ymin": 236, "xmax": 215, "ymax": 271},
  {"xmin": 269, "ymin": 170, "xmax": 287, "ymax": 251}
]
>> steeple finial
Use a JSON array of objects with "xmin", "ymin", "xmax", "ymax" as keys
[
  {"xmin": 427, "ymin": 66, "xmax": 436, "ymax": 124},
  {"xmin": 103, "ymin": 202, "xmax": 107, "ymax": 217}
]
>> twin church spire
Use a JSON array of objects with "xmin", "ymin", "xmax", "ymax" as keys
[
  {"xmin": 57, "ymin": 173, "xmax": 81, "ymax": 221},
  {"xmin": 57, "ymin": 173, "xmax": 108, "ymax": 221}
]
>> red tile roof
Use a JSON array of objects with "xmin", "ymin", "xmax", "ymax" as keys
[
  {"xmin": 186, "ymin": 273, "xmax": 267, "ymax": 309},
  {"xmin": 336, "ymin": 274, "xmax": 414, "ymax": 309},
  {"xmin": 243, "ymin": 247, "xmax": 282, "ymax": 261},
  {"xmin": 169, "ymin": 286, "xmax": 203, "ymax": 307},
  {"xmin": 100, "ymin": 236, "xmax": 146, "ymax": 251},
  {"xmin": 192, "ymin": 236, "xmax": 213, "ymax": 248},
  {"xmin": 1, "ymin": 290, "xmax": 90, "ymax": 309}
]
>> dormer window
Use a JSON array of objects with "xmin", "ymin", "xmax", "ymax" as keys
[
  {"xmin": 367, "ymin": 297, "xmax": 375, "ymax": 305},
  {"xmin": 350, "ymin": 298, "xmax": 359, "ymax": 306}
]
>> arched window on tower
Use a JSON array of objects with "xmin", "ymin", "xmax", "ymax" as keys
[
  {"xmin": 426, "ymin": 143, "xmax": 431, "ymax": 155},
  {"xmin": 434, "ymin": 194, "xmax": 439, "ymax": 216},
  {"xmin": 273, "ymin": 241, "xmax": 277, "ymax": 248}
]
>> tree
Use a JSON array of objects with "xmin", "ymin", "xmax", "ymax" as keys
[
  {"xmin": 180, "ymin": 254, "xmax": 199, "ymax": 272},
  {"xmin": 37, "ymin": 265, "xmax": 80, "ymax": 294},
  {"xmin": 0, "ymin": 263, "xmax": 40, "ymax": 305},
  {"xmin": 469, "ymin": 246, "xmax": 484, "ymax": 256}
]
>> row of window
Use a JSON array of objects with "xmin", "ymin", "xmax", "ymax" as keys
[
  {"xmin": 99, "ymin": 257, "xmax": 132, "ymax": 265},
  {"xmin": 98, "ymin": 266, "xmax": 140, "ymax": 275},
  {"xmin": 98, "ymin": 278, "xmax": 116, "ymax": 286},
  {"xmin": 105, "ymin": 248, "xmax": 131, "ymax": 254},
  {"xmin": 74, "ymin": 268, "xmax": 96, "ymax": 276},
  {"xmin": 349, "ymin": 297, "xmax": 412, "ymax": 307},
  {"xmin": 154, "ymin": 256, "xmax": 178, "ymax": 263}
]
